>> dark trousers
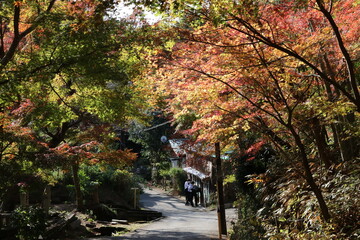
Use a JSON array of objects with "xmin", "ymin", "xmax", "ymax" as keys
[
  {"xmin": 185, "ymin": 190, "xmax": 190, "ymax": 205},
  {"xmin": 188, "ymin": 191, "xmax": 194, "ymax": 206},
  {"xmin": 185, "ymin": 190, "xmax": 194, "ymax": 206}
]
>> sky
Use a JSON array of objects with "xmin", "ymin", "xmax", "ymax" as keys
[{"xmin": 111, "ymin": 2, "xmax": 162, "ymax": 24}]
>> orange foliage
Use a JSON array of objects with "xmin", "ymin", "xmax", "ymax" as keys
[{"xmin": 145, "ymin": 0, "xmax": 360, "ymax": 150}]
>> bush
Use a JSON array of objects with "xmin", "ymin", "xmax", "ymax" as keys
[
  {"xmin": 158, "ymin": 167, "xmax": 187, "ymax": 193},
  {"xmin": 84, "ymin": 166, "xmax": 143, "ymax": 204},
  {"xmin": 55, "ymin": 164, "xmax": 144, "ymax": 207},
  {"xmin": 11, "ymin": 206, "xmax": 46, "ymax": 240},
  {"xmin": 230, "ymin": 194, "xmax": 266, "ymax": 240},
  {"xmin": 168, "ymin": 167, "xmax": 187, "ymax": 193}
]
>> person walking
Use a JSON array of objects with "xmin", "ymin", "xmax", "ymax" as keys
[
  {"xmin": 192, "ymin": 182, "xmax": 200, "ymax": 207},
  {"xmin": 187, "ymin": 181, "xmax": 195, "ymax": 207},
  {"xmin": 184, "ymin": 179, "xmax": 191, "ymax": 206}
]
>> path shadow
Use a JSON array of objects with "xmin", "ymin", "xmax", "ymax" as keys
[{"xmin": 88, "ymin": 230, "xmax": 216, "ymax": 240}]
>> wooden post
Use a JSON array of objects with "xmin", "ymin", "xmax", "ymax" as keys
[
  {"xmin": 132, "ymin": 188, "xmax": 139, "ymax": 209},
  {"xmin": 0, "ymin": 213, "xmax": 12, "ymax": 229},
  {"xmin": 42, "ymin": 185, "xmax": 51, "ymax": 213},
  {"xmin": 200, "ymin": 181, "xmax": 204, "ymax": 207},
  {"xmin": 90, "ymin": 182, "xmax": 100, "ymax": 205},
  {"xmin": 215, "ymin": 142, "xmax": 227, "ymax": 238},
  {"xmin": 20, "ymin": 191, "xmax": 29, "ymax": 207}
]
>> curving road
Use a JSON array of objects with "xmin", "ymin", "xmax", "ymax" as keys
[{"xmin": 88, "ymin": 187, "xmax": 237, "ymax": 240}]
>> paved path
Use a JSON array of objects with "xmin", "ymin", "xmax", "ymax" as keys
[{"xmin": 88, "ymin": 187, "xmax": 237, "ymax": 240}]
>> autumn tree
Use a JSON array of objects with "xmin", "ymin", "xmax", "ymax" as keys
[
  {"xmin": 0, "ymin": 0, "xmax": 152, "ymax": 210},
  {"xmin": 133, "ymin": 0, "xmax": 360, "ymax": 238},
  {"xmin": 50, "ymin": 129, "xmax": 137, "ymax": 210}
]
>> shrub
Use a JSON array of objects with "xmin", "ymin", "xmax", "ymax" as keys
[
  {"xmin": 110, "ymin": 169, "xmax": 144, "ymax": 205},
  {"xmin": 230, "ymin": 194, "xmax": 266, "ymax": 240},
  {"xmin": 168, "ymin": 167, "xmax": 187, "ymax": 193},
  {"xmin": 54, "ymin": 164, "xmax": 145, "ymax": 207},
  {"xmin": 11, "ymin": 206, "xmax": 46, "ymax": 240}
]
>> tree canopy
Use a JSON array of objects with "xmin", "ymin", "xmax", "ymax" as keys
[
  {"xmin": 133, "ymin": 0, "xmax": 360, "ymax": 238},
  {"xmin": 0, "ymin": 0, "xmax": 153, "ymax": 209}
]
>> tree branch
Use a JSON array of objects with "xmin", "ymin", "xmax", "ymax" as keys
[
  {"xmin": 316, "ymin": 0, "xmax": 360, "ymax": 105},
  {"xmin": 1, "ymin": 0, "xmax": 57, "ymax": 68},
  {"xmin": 226, "ymin": 15, "xmax": 360, "ymax": 111}
]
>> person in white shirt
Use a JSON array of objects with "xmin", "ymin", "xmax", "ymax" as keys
[
  {"xmin": 184, "ymin": 179, "xmax": 191, "ymax": 205},
  {"xmin": 187, "ymin": 181, "xmax": 195, "ymax": 207}
]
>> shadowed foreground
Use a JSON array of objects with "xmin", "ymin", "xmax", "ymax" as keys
[{"xmin": 86, "ymin": 187, "xmax": 236, "ymax": 240}]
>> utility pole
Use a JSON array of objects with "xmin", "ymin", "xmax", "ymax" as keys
[{"xmin": 215, "ymin": 142, "xmax": 227, "ymax": 239}]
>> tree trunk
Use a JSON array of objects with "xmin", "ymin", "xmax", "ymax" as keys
[
  {"xmin": 290, "ymin": 126, "xmax": 331, "ymax": 222},
  {"xmin": 319, "ymin": 54, "xmax": 356, "ymax": 162},
  {"xmin": 72, "ymin": 162, "xmax": 84, "ymax": 211},
  {"xmin": 317, "ymin": 0, "xmax": 360, "ymax": 105},
  {"xmin": 311, "ymin": 118, "xmax": 333, "ymax": 168},
  {"xmin": 334, "ymin": 114, "xmax": 358, "ymax": 162},
  {"xmin": 330, "ymin": 124, "xmax": 340, "ymax": 152}
]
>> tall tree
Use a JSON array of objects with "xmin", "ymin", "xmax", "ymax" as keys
[
  {"xmin": 134, "ymin": 0, "xmax": 360, "ymax": 228},
  {"xmin": 0, "ymin": 0, "xmax": 151, "ymax": 210}
]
